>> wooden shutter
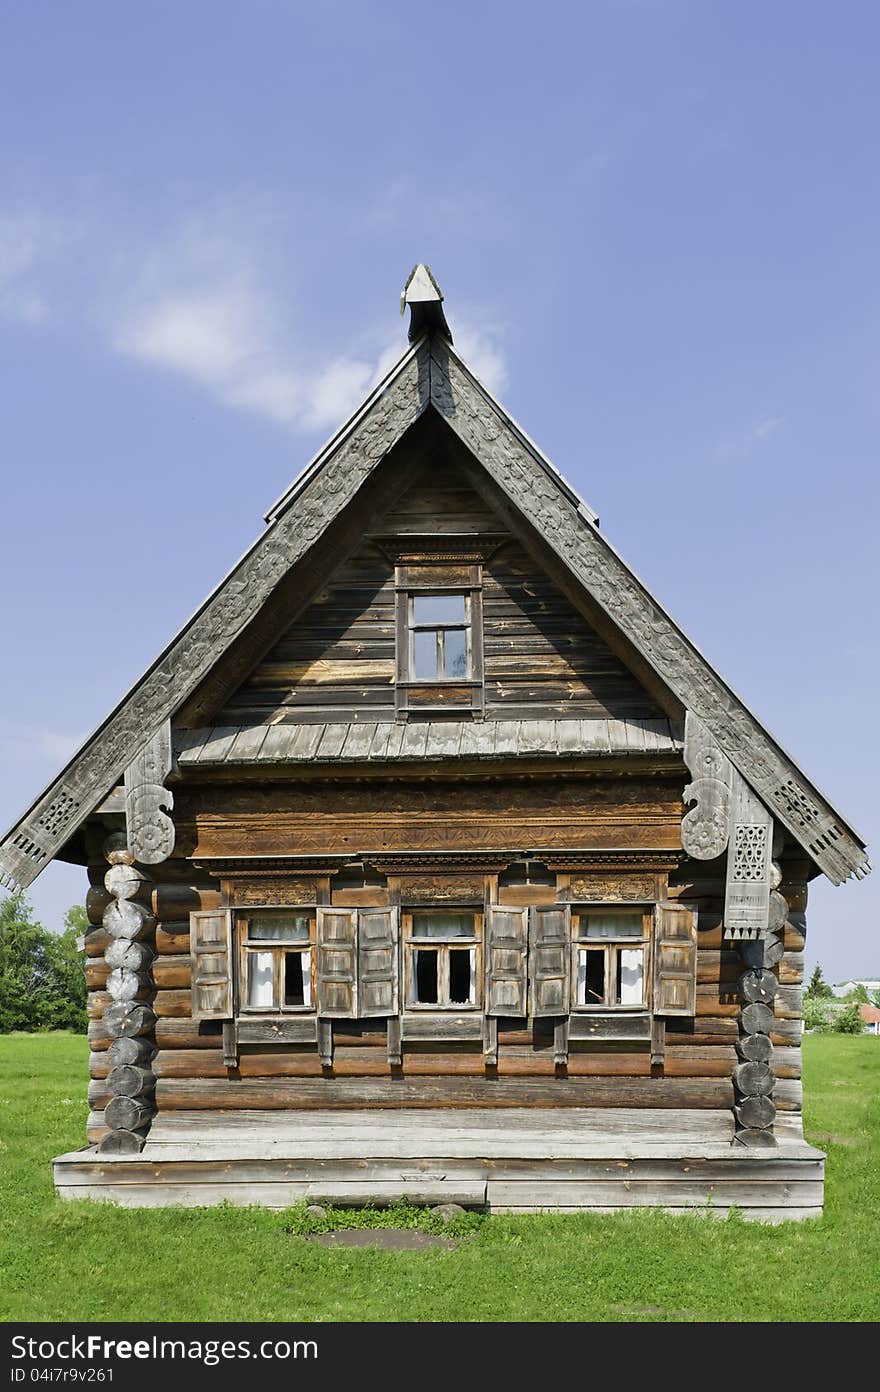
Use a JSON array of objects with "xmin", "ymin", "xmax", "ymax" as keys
[
  {"xmin": 190, "ymin": 909, "xmax": 233, "ymax": 1021},
  {"xmin": 484, "ymin": 906, "xmax": 529, "ymax": 1017},
  {"xmin": 316, "ymin": 908, "xmax": 359, "ymax": 1017},
  {"xmin": 653, "ymin": 901, "xmax": 698, "ymax": 1017},
  {"xmin": 529, "ymin": 905, "xmax": 571, "ymax": 1017},
  {"xmin": 358, "ymin": 908, "xmax": 399, "ymax": 1018}
]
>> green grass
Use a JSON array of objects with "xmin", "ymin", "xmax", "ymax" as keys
[{"xmin": 0, "ymin": 1031, "xmax": 878, "ymax": 1321}]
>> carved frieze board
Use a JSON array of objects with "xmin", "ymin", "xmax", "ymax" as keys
[{"xmin": 0, "ymin": 334, "xmax": 868, "ymax": 889}]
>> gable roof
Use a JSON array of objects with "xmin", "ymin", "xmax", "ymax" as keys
[{"xmin": 0, "ymin": 283, "xmax": 870, "ymax": 891}]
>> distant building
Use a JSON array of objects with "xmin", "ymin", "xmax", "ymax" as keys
[
  {"xmin": 858, "ymin": 1004, "xmax": 880, "ymax": 1036},
  {"xmin": 832, "ymin": 978, "xmax": 880, "ymax": 998}
]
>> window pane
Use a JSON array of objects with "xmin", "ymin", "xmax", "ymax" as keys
[
  {"xmin": 577, "ymin": 911, "xmax": 643, "ymax": 940},
  {"xmin": 576, "ymin": 948, "xmax": 606, "ymax": 1005},
  {"xmin": 413, "ymin": 593, "xmax": 466, "ymax": 625},
  {"xmin": 249, "ymin": 913, "xmax": 311, "ymax": 942},
  {"xmin": 411, "ymin": 912, "xmax": 476, "ymax": 938},
  {"xmin": 449, "ymin": 948, "xmax": 475, "ymax": 1005},
  {"xmin": 413, "ymin": 629, "xmax": 438, "ymax": 679},
  {"xmin": 247, "ymin": 951, "xmax": 274, "ymax": 1008},
  {"xmin": 284, "ymin": 951, "xmax": 311, "ymax": 1007},
  {"xmin": 617, "ymin": 948, "xmax": 644, "ymax": 1005},
  {"xmin": 415, "ymin": 949, "xmax": 439, "ymax": 1003},
  {"xmin": 443, "ymin": 628, "xmax": 467, "ymax": 678}
]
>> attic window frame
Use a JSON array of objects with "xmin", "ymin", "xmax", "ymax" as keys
[{"xmin": 394, "ymin": 562, "xmax": 484, "ymax": 719}]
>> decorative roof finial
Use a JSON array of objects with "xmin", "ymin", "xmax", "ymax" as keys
[{"xmin": 400, "ymin": 264, "xmax": 453, "ymax": 343}]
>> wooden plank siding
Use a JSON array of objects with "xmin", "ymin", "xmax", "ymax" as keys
[{"xmin": 214, "ymin": 463, "xmax": 663, "ymax": 728}]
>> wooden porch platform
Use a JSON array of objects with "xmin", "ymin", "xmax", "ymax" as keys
[{"xmin": 54, "ymin": 1110, "xmax": 825, "ymax": 1221}]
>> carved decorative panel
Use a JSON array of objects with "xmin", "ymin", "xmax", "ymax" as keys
[
  {"xmin": 724, "ymin": 773, "xmax": 773, "ymax": 940},
  {"xmin": 565, "ymin": 874, "xmax": 657, "ymax": 901},
  {"xmin": 124, "ymin": 722, "xmax": 175, "ymax": 865},
  {"xmin": 681, "ymin": 712, "xmax": 732, "ymax": 860},
  {"xmin": 232, "ymin": 878, "xmax": 320, "ymax": 906}
]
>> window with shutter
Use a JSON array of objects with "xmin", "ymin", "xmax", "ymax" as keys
[
  {"xmin": 652, "ymin": 900, "xmax": 698, "ymax": 1016},
  {"xmin": 484, "ymin": 906, "xmax": 529, "ymax": 1017},
  {"xmin": 316, "ymin": 908, "xmax": 359, "ymax": 1017},
  {"xmin": 190, "ymin": 908, "xmax": 234, "ymax": 1021},
  {"xmin": 530, "ymin": 905, "xmax": 571, "ymax": 1016}
]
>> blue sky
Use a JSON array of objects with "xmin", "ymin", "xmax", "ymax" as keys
[{"xmin": 1, "ymin": 1, "xmax": 877, "ymax": 978}]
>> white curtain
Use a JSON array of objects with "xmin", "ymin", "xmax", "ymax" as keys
[
  {"xmin": 247, "ymin": 951, "xmax": 274, "ymax": 1008},
  {"xmin": 300, "ymin": 951, "xmax": 312, "ymax": 1009},
  {"xmin": 618, "ymin": 948, "xmax": 644, "ymax": 1005}
]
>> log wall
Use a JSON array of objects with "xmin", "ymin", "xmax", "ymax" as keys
[{"xmin": 82, "ymin": 799, "xmax": 809, "ymax": 1136}]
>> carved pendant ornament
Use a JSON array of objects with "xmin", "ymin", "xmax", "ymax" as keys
[
  {"xmin": 681, "ymin": 714, "xmax": 732, "ymax": 860},
  {"xmin": 124, "ymin": 722, "xmax": 175, "ymax": 865}
]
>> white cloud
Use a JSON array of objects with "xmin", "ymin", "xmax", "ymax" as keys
[
  {"xmin": 454, "ymin": 322, "xmax": 509, "ymax": 396},
  {"xmin": 0, "ymin": 200, "xmax": 511, "ymax": 436},
  {"xmin": 0, "ymin": 213, "xmax": 59, "ymax": 325},
  {"xmin": 752, "ymin": 416, "xmax": 785, "ymax": 442},
  {"xmin": 109, "ymin": 222, "xmax": 416, "ymax": 434}
]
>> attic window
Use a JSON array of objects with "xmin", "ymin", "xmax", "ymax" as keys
[
  {"xmin": 410, "ymin": 593, "xmax": 470, "ymax": 679},
  {"xmin": 395, "ymin": 563, "xmax": 484, "ymax": 717}
]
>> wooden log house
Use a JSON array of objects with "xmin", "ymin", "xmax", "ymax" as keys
[{"xmin": 2, "ymin": 265, "xmax": 869, "ymax": 1217}]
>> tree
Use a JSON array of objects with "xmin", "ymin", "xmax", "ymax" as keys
[
  {"xmin": 807, "ymin": 964, "xmax": 833, "ymax": 999},
  {"xmin": 804, "ymin": 994, "xmax": 832, "ymax": 1033},
  {"xmin": 0, "ymin": 894, "xmax": 87, "ymax": 1033},
  {"xmin": 844, "ymin": 982, "xmax": 870, "ymax": 1004},
  {"xmin": 833, "ymin": 1004, "xmax": 864, "ymax": 1035}
]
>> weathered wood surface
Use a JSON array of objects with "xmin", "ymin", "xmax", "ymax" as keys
[
  {"xmin": 181, "ymin": 718, "xmax": 682, "ymax": 764},
  {"xmin": 681, "ymin": 713, "xmax": 732, "ymax": 860},
  {"xmin": 173, "ymin": 775, "xmax": 685, "ymax": 858},
  {"xmin": 150, "ymin": 1047, "xmax": 741, "ymax": 1080},
  {"xmin": 214, "ymin": 471, "xmax": 666, "ymax": 730},
  {"xmin": 104, "ymin": 1096, "xmax": 152, "ymax": 1131},
  {"xmin": 54, "ymin": 1103, "xmax": 824, "ymax": 1216},
  {"xmin": 4, "ymin": 342, "xmax": 866, "ymax": 900},
  {"xmin": 56, "ymin": 1151, "xmax": 823, "ymax": 1182},
  {"xmin": 107, "ymin": 1064, "xmax": 155, "ymax": 1098},
  {"xmin": 106, "ymin": 1036, "xmax": 155, "ymax": 1068},
  {"xmin": 142, "ymin": 1106, "xmax": 743, "ymax": 1146},
  {"xmin": 155, "ymin": 1075, "xmax": 735, "ymax": 1110}
]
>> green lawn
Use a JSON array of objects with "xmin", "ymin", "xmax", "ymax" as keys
[{"xmin": 0, "ymin": 1032, "xmax": 877, "ymax": 1322}]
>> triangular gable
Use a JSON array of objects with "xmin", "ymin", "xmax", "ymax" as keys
[
  {"xmin": 218, "ymin": 461, "xmax": 663, "ymax": 727},
  {"xmin": 0, "ymin": 332, "xmax": 869, "ymax": 889}
]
